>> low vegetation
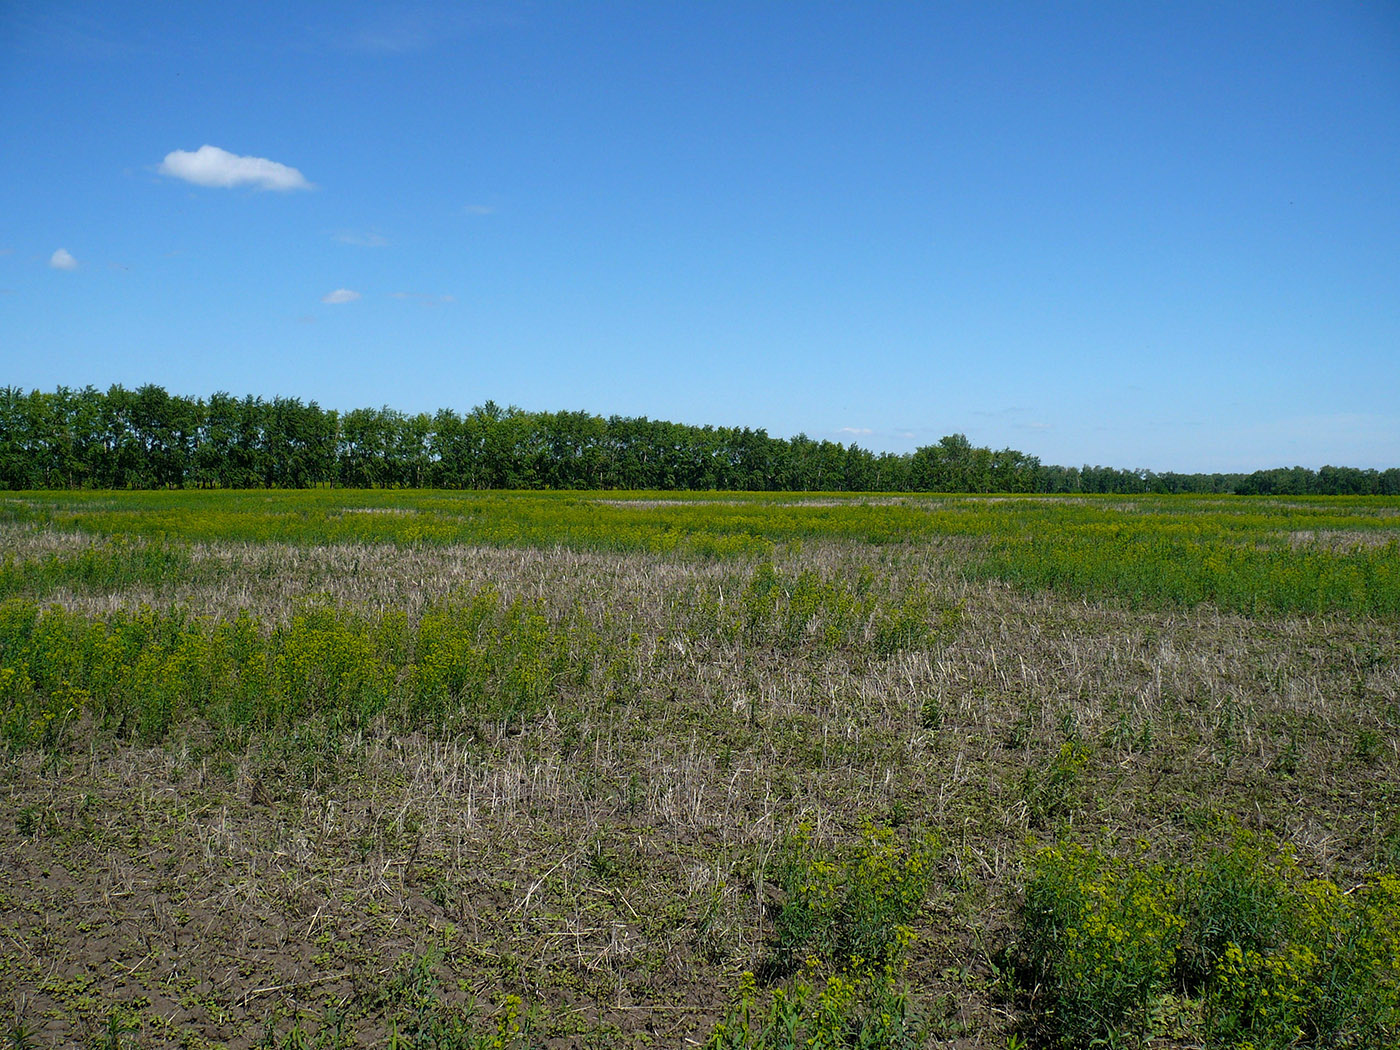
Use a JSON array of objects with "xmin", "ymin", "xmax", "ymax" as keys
[{"xmin": 1, "ymin": 490, "xmax": 1396, "ymax": 1047}]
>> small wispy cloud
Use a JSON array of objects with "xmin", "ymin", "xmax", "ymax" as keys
[
  {"xmin": 50, "ymin": 249, "xmax": 78, "ymax": 270},
  {"xmin": 1017, "ymin": 422, "xmax": 1053, "ymax": 431},
  {"xmin": 391, "ymin": 291, "xmax": 454, "ymax": 306},
  {"xmin": 8, "ymin": 7, "xmax": 158, "ymax": 60},
  {"xmin": 321, "ymin": 288, "xmax": 361, "ymax": 304},
  {"xmin": 838, "ymin": 427, "xmax": 874, "ymax": 436},
  {"xmin": 334, "ymin": 8, "xmax": 524, "ymax": 55},
  {"xmin": 351, "ymin": 25, "xmax": 430, "ymax": 54},
  {"xmin": 159, "ymin": 145, "xmax": 312, "ymax": 191},
  {"xmin": 332, "ymin": 230, "xmax": 389, "ymax": 247},
  {"xmin": 462, "ymin": 204, "xmax": 495, "ymax": 216}
]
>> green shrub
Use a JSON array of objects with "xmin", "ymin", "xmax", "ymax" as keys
[
  {"xmin": 706, "ymin": 969, "xmax": 922, "ymax": 1050},
  {"xmin": 1177, "ymin": 829, "xmax": 1292, "ymax": 991},
  {"xmin": 1202, "ymin": 865, "xmax": 1400, "ymax": 1049},
  {"xmin": 764, "ymin": 821, "xmax": 936, "ymax": 980},
  {"xmin": 1016, "ymin": 843, "xmax": 1183, "ymax": 1047},
  {"xmin": 709, "ymin": 821, "xmax": 936, "ymax": 1050},
  {"xmin": 1013, "ymin": 832, "xmax": 1400, "ymax": 1049}
]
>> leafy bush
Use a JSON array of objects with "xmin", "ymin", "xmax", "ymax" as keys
[
  {"xmin": 0, "ymin": 588, "xmax": 609, "ymax": 751},
  {"xmin": 1017, "ymin": 843, "xmax": 1183, "ymax": 1046},
  {"xmin": 763, "ymin": 821, "xmax": 936, "ymax": 980},
  {"xmin": 1013, "ymin": 831, "xmax": 1400, "ymax": 1049},
  {"xmin": 709, "ymin": 821, "xmax": 937, "ymax": 1049},
  {"xmin": 1200, "ymin": 858, "xmax": 1400, "ymax": 1049},
  {"xmin": 706, "ymin": 970, "xmax": 922, "ymax": 1050}
]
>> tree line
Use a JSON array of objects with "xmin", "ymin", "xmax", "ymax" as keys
[{"xmin": 1, "ymin": 384, "xmax": 1396, "ymax": 495}]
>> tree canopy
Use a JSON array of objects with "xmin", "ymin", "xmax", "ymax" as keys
[{"xmin": 1, "ymin": 384, "xmax": 1395, "ymax": 495}]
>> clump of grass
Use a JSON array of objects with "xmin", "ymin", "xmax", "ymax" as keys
[
  {"xmin": 0, "ymin": 535, "xmax": 199, "ymax": 602},
  {"xmin": 762, "ymin": 820, "xmax": 937, "ymax": 980},
  {"xmin": 707, "ymin": 821, "xmax": 937, "ymax": 1048},
  {"xmin": 1011, "ymin": 829, "xmax": 1400, "ymax": 1048},
  {"xmin": 705, "ymin": 969, "xmax": 922, "ymax": 1050},
  {"xmin": 0, "ymin": 588, "xmax": 608, "ymax": 751},
  {"xmin": 249, "ymin": 947, "xmax": 538, "ymax": 1050},
  {"xmin": 1018, "ymin": 738, "xmax": 1090, "ymax": 828}
]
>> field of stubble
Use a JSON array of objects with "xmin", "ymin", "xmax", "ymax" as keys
[{"xmin": 1, "ymin": 492, "xmax": 1397, "ymax": 1049}]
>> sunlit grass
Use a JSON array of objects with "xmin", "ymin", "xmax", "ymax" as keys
[
  {"xmin": 1, "ymin": 490, "xmax": 1397, "ymax": 1048},
  {"xmin": 4, "ymin": 490, "xmax": 1397, "ymax": 616}
]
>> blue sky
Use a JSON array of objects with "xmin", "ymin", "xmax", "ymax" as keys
[{"xmin": 2, "ymin": 1, "xmax": 1397, "ymax": 472}]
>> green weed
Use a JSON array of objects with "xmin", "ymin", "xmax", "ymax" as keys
[
  {"xmin": 6, "ymin": 490, "xmax": 1398, "ymax": 617},
  {"xmin": 1012, "ymin": 830, "xmax": 1400, "ymax": 1048}
]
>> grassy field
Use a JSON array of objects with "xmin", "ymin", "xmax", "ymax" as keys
[{"xmin": 1, "ymin": 491, "xmax": 1397, "ymax": 1049}]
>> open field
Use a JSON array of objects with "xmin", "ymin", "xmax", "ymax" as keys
[{"xmin": 1, "ymin": 492, "xmax": 1398, "ymax": 1048}]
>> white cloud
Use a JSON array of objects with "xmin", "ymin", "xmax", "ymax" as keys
[
  {"xmin": 50, "ymin": 249, "xmax": 78, "ymax": 270},
  {"xmin": 352, "ymin": 25, "xmax": 430, "ymax": 54},
  {"xmin": 321, "ymin": 288, "xmax": 361, "ymax": 304},
  {"xmin": 391, "ymin": 291, "xmax": 454, "ymax": 306},
  {"xmin": 838, "ymin": 426, "xmax": 874, "ymax": 436},
  {"xmin": 462, "ymin": 204, "xmax": 495, "ymax": 215},
  {"xmin": 335, "ymin": 9, "xmax": 522, "ymax": 55},
  {"xmin": 159, "ymin": 145, "xmax": 312, "ymax": 191},
  {"xmin": 333, "ymin": 230, "xmax": 389, "ymax": 247}
]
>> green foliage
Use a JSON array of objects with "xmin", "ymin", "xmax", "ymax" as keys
[
  {"xmin": 1019, "ymin": 739, "xmax": 1090, "ymax": 827},
  {"xmin": 0, "ymin": 555, "xmax": 972, "ymax": 754},
  {"xmin": 1013, "ymin": 831, "xmax": 1400, "ymax": 1049},
  {"xmin": 1197, "ymin": 845, "xmax": 1400, "ymax": 1050},
  {"xmin": 763, "ymin": 821, "xmax": 937, "ymax": 980},
  {"xmin": 7, "ymin": 490, "xmax": 1400, "ymax": 618},
  {"xmin": 0, "ymin": 590, "xmax": 606, "ymax": 751},
  {"xmin": 7, "ymin": 383, "xmax": 1399, "ymax": 494},
  {"xmin": 738, "ymin": 563, "xmax": 889, "ymax": 653},
  {"xmin": 970, "ymin": 501, "xmax": 1400, "ymax": 617},
  {"xmin": 1177, "ymin": 829, "xmax": 1293, "ymax": 991},
  {"xmin": 706, "ymin": 970, "xmax": 923, "ymax": 1050},
  {"xmin": 709, "ymin": 822, "xmax": 937, "ymax": 1049},
  {"xmin": 870, "ymin": 587, "xmax": 933, "ymax": 656},
  {"xmin": 0, "ymin": 536, "xmax": 198, "ymax": 602},
  {"xmin": 1017, "ymin": 843, "xmax": 1184, "ymax": 1047}
]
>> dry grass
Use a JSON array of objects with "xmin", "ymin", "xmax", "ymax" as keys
[
  {"xmin": 0, "ymin": 521, "xmax": 102, "ymax": 560},
  {"xmin": 1, "ymin": 516, "xmax": 1397, "ymax": 1048},
  {"xmin": 1286, "ymin": 528, "xmax": 1397, "ymax": 550}
]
